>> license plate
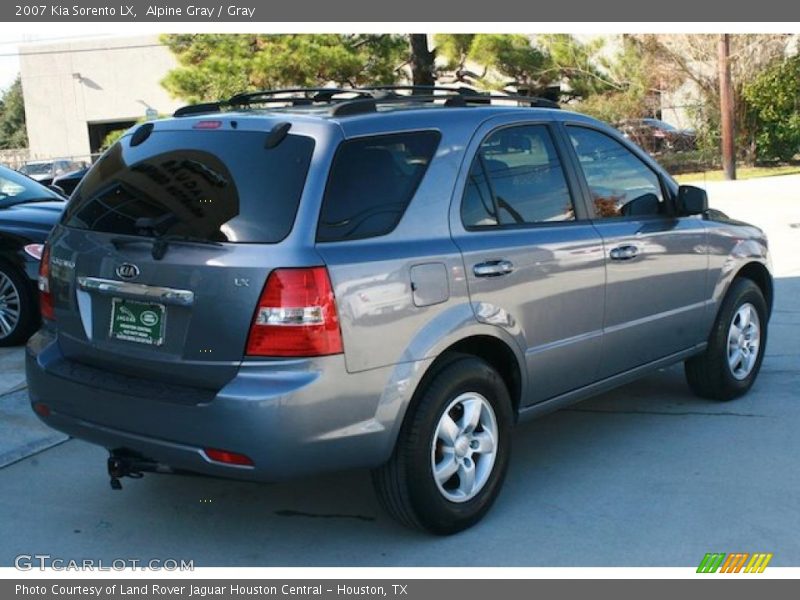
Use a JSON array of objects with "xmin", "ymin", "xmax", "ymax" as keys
[{"xmin": 109, "ymin": 298, "xmax": 166, "ymax": 346}]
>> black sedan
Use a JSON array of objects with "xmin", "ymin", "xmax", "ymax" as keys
[{"xmin": 0, "ymin": 165, "xmax": 65, "ymax": 345}]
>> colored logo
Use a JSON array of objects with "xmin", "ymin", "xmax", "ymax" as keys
[{"xmin": 697, "ymin": 552, "xmax": 773, "ymax": 573}]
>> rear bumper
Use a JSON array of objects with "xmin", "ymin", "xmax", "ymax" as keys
[{"xmin": 26, "ymin": 329, "xmax": 420, "ymax": 482}]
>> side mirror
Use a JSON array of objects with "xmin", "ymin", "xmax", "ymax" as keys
[{"xmin": 677, "ymin": 185, "xmax": 708, "ymax": 216}]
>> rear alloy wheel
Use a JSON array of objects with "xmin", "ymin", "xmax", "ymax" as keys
[
  {"xmin": 372, "ymin": 354, "xmax": 512, "ymax": 534},
  {"xmin": 431, "ymin": 392, "xmax": 498, "ymax": 503},
  {"xmin": 0, "ymin": 265, "xmax": 37, "ymax": 347},
  {"xmin": 685, "ymin": 278, "xmax": 768, "ymax": 401}
]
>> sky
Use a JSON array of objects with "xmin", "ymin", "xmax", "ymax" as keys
[{"xmin": 0, "ymin": 33, "xmax": 114, "ymax": 93}]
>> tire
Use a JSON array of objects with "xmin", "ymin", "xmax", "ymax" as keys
[
  {"xmin": 685, "ymin": 277, "xmax": 768, "ymax": 401},
  {"xmin": 0, "ymin": 262, "xmax": 38, "ymax": 347},
  {"xmin": 372, "ymin": 354, "xmax": 513, "ymax": 535}
]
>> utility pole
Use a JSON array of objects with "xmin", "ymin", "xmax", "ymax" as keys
[{"xmin": 719, "ymin": 34, "xmax": 736, "ymax": 180}]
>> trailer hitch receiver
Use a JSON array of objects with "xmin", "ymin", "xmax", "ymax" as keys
[{"xmin": 107, "ymin": 452, "xmax": 159, "ymax": 490}]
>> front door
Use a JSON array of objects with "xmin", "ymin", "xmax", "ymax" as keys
[
  {"xmin": 451, "ymin": 121, "xmax": 607, "ymax": 405},
  {"xmin": 563, "ymin": 124, "xmax": 708, "ymax": 377}
]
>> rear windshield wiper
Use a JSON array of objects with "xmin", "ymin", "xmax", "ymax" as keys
[
  {"xmin": 111, "ymin": 234, "xmax": 224, "ymax": 260},
  {"xmin": 151, "ymin": 234, "xmax": 224, "ymax": 260}
]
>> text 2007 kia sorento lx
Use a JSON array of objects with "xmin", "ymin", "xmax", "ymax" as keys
[{"xmin": 27, "ymin": 87, "xmax": 771, "ymax": 534}]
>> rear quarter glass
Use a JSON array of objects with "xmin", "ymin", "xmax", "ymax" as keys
[
  {"xmin": 61, "ymin": 130, "xmax": 315, "ymax": 243},
  {"xmin": 316, "ymin": 130, "xmax": 441, "ymax": 243}
]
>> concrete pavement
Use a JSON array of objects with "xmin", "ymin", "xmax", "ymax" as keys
[
  {"xmin": 0, "ymin": 348, "xmax": 67, "ymax": 468},
  {"xmin": 0, "ymin": 175, "xmax": 798, "ymax": 566}
]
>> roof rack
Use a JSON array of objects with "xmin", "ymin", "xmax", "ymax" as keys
[
  {"xmin": 172, "ymin": 85, "xmax": 560, "ymax": 118},
  {"xmin": 357, "ymin": 84, "xmax": 486, "ymax": 96},
  {"xmin": 227, "ymin": 87, "xmax": 373, "ymax": 105}
]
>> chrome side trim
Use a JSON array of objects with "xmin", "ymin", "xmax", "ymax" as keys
[{"xmin": 77, "ymin": 277, "xmax": 194, "ymax": 306}]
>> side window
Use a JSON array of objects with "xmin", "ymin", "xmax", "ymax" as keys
[
  {"xmin": 567, "ymin": 126, "xmax": 666, "ymax": 219},
  {"xmin": 462, "ymin": 125, "xmax": 575, "ymax": 228},
  {"xmin": 317, "ymin": 131, "xmax": 440, "ymax": 242}
]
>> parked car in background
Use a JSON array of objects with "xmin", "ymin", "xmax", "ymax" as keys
[
  {"xmin": 0, "ymin": 165, "xmax": 65, "ymax": 345},
  {"xmin": 18, "ymin": 159, "xmax": 83, "ymax": 187},
  {"xmin": 27, "ymin": 87, "xmax": 771, "ymax": 534},
  {"xmin": 616, "ymin": 118, "xmax": 697, "ymax": 153},
  {"xmin": 51, "ymin": 166, "xmax": 90, "ymax": 197}
]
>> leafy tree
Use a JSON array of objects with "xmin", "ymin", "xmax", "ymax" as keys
[
  {"xmin": 577, "ymin": 36, "xmax": 668, "ymax": 123},
  {"xmin": 468, "ymin": 34, "xmax": 553, "ymax": 92},
  {"xmin": 0, "ymin": 76, "xmax": 28, "ymax": 149},
  {"xmin": 435, "ymin": 34, "xmax": 610, "ymax": 100},
  {"xmin": 161, "ymin": 34, "xmax": 408, "ymax": 102},
  {"xmin": 433, "ymin": 34, "xmax": 475, "ymax": 79},
  {"xmin": 743, "ymin": 55, "xmax": 800, "ymax": 161},
  {"xmin": 537, "ymin": 34, "xmax": 613, "ymax": 99},
  {"xmin": 640, "ymin": 34, "xmax": 793, "ymax": 162}
]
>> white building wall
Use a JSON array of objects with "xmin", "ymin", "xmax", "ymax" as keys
[{"xmin": 19, "ymin": 35, "xmax": 182, "ymax": 160}]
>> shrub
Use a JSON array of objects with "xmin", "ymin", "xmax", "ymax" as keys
[{"xmin": 743, "ymin": 56, "xmax": 800, "ymax": 162}]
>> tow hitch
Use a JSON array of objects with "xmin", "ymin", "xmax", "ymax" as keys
[{"xmin": 107, "ymin": 451, "xmax": 162, "ymax": 490}]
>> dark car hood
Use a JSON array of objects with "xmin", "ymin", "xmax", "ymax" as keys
[{"xmin": 0, "ymin": 200, "xmax": 65, "ymax": 232}]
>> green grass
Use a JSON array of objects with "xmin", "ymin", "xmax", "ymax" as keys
[{"xmin": 674, "ymin": 164, "xmax": 800, "ymax": 183}]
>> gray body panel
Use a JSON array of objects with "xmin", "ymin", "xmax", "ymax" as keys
[{"xmin": 26, "ymin": 105, "xmax": 772, "ymax": 481}]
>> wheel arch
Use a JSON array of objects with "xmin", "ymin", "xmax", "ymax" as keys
[
  {"xmin": 733, "ymin": 261, "xmax": 773, "ymax": 317},
  {"xmin": 396, "ymin": 332, "xmax": 525, "ymax": 441}
]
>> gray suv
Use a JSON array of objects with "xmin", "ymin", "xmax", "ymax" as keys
[{"xmin": 26, "ymin": 88, "xmax": 772, "ymax": 534}]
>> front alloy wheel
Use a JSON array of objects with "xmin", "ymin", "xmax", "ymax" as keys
[
  {"xmin": 685, "ymin": 277, "xmax": 768, "ymax": 401},
  {"xmin": 726, "ymin": 302, "xmax": 761, "ymax": 380}
]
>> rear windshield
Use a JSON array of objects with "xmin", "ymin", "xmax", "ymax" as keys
[
  {"xmin": 62, "ymin": 129, "xmax": 315, "ymax": 243},
  {"xmin": 316, "ymin": 131, "xmax": 440, "ymax": 242}
]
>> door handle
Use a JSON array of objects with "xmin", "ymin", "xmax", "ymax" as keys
[
  {"xmin": 473, "ymin": 260, "xmax": 514, "ymax": 278},
  {"xmin": 609, "ymin": 244, "xmax": 639, "ymax": 261}
]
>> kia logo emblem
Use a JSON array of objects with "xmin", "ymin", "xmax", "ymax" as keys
[{"xmin": 115, "ymin": 263, "xmax": 140, "ymax": 280}]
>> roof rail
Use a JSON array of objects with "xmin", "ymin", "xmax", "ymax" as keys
[
  {"xmin": 173, "ymin": 87, "xmax": 375, "ymax": 117},
  {"xmin": 354, "ymin": 85, "xmax": 558, "ymax": 108},
  {"xmin": 227, "ymin": 87, "xmax": 373, "ymax": 105},
  {"xmin": 357, "ymin": 84, "xmax": 484, "ymax": 96},
  {"xmin": 172, "ymin": 86, "xmax": 560, "ymax": 118}
]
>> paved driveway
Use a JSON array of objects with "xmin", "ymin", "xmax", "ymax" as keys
[{"xmin": 0, "ymin": 175, "xmax": 798, "ymax": 567}]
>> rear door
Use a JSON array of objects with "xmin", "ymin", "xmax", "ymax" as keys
[
  {"xmin": 562, "ymin": 123, "xmax": 708, "ymax": 377},
  {"xmin": 47, "ymin": 123, "xmax": 320, "ymax": 389},
  {"xmin": 451, "ymin": 120, "xmax": 606, "ymax": 405}
]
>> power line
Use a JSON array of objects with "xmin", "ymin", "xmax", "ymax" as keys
[
  {"xmin": 0, "ymin": 43, "xmax": 165, "ymax": 59},
  {"xmin": 0, "ymin": 33, "xmax": 115, "ymax": 47}
]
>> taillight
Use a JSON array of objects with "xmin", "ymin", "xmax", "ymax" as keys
[
  {"xmin": 245, "ymin": 267, "xmax": 343, "ymax": 357},
  {"xmin": 38, "ymin": 244, "xmax": 54, "ymax": 320}
]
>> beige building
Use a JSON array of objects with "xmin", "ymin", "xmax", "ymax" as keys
[{"xmin": 19, "ymin": 35, "xmax": 183, "ymax": 161}]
